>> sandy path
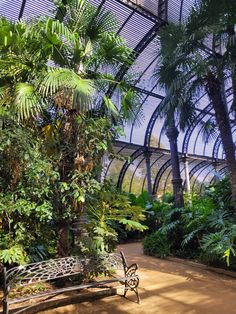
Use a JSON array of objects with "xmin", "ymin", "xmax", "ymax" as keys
[{"xmin": 39, "ymin": 242, "xmax": 236, "ymax": 314}]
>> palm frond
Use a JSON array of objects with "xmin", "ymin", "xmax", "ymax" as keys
[
  {"xmin": 199, "ymin": 119, "xmax": 218, "ymax": 143},
  {"xmin": 14, "ymin": 83, "xmax": 43, "ymax": 121}
]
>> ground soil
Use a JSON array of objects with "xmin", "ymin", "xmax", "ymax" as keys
[{"xmin": 36, "ymin": 242, "xmax": 236, "ymax": 314}]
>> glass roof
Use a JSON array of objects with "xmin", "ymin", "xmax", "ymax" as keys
[{"xmin": 0, "ymin": 0, "xmax": 231, "ymax": 194}]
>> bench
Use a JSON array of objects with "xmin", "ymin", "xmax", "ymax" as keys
[{"xmin": 2, "ymin": 251, "xmax": 140, "ymax": 314}]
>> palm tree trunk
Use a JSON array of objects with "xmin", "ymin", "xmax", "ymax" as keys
[
  {"xmin": 206, "ymin": 72, "xmax": 236, "ymax": 208},
  {"xmin": 166, "ymin": 119, "xmax": 184, "ymax": 208},
  {"xmin": 57, "ymin": 110, "xmax": 78, "ymax": 257}
]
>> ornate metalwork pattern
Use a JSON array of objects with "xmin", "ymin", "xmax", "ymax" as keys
[
  {"xmin": 3, "ymin": 252, "xmax": 140, "ymax": 314},
  {"xmin": 6, "ymin": 253, "xmax": 131, "ymax": 290},
  {"xmin": 6, "ymin": 256, "xmax": 85, "ymax": 289}
]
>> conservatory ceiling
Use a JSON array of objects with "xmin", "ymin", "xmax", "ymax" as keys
[{"xmin": 0, "ymin": 0, "xmax": 231, "ymax": 194}]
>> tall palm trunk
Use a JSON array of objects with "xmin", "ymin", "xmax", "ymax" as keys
[
  {"xmin": 206, "ymin": 71, "xmax": 236, "ymax": 208},
  {"xmin": 166, "ymin": 119, "xmax": 184, "ymax": 208},
  {"xmin": 57, "ymin": 110, "xmax": 78, "ymax": 257}
]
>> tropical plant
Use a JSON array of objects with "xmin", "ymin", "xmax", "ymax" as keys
[
  {"xmin": 154, "ymin": 0, "xmax": 236, "ymax": 208},
  {"xmin": 0, "ymin": 123, "xmax": 57, "ymax": 265},
  {"xmin": 143, "ymin": 231, "xmax": 171, "ymax": 258},
  {"xmin": 0, "ymin": 0, "xmax": 142, "ymax": 257},
  {"xmin": 81, "ymin": 184, "xmax": 147, "ymax": 255}
]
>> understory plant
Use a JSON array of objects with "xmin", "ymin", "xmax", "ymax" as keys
[
  {"xmin": 0, "ymin": 0, "xmax": 143, "ymax": 265},
  {"xmin": 80, "ymin": 183, "xmax": 147, "ymax": 255},
  {"xmin": 0, "ymin": 123, "xmax": 57, "ymax": 265},
  {"xmin": 143, "ymin": 178, "xmax": 236, "ymax": 269}
]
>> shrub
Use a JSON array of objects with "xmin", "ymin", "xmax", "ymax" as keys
[{"xmin": 143, "ymin": 231, "xmax": 171, "ymax": 258}]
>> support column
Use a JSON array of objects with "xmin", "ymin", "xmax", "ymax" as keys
[
  {"xmin": 145, "ymin": 150, "xmax": 152, "ymax": 195},
  {"xmin": 182, "ymin": 154, "xmax": 191, "ymax": 193},
  {"xmin": 166, "ymin": 124, "xmax": 184, "ymax": 208}
]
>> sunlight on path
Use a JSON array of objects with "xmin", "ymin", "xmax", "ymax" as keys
[{"xmin": 40, "ymin": 242, "xmax": 236, "ymax": 314}]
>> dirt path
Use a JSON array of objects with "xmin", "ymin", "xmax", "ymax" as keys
[{"xmin": 39, "ymin": 242, "xmax": 236, "ymax": 314}]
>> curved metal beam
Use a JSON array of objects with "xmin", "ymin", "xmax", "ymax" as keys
[
  {"xmin": 129, "ymin": 156, "xmax": 145, "ymax": 192},
  {"xmin": 117, "ymin": 148, "xmax": 144, "ymax": 189},
  {"xmin": 141, "ymin": 153, "xmax": 165, "ymax": 192},
  {"xmin": 19, "ymin": 0, "xmax": 27, "ymax": 20},
  {"xmin": 182, "ymin": 104, "xmax": 213, "ymax": 154},
  {"xmin": 188, "ymin": 161, "xmax": 209, "ymax": 181},
  {"xmin": 192, "ymin": 164, "xmax": 210, "ymax": 191},
  {"xmin": 212, "ymin": 127, "xmax": 236, "ymax": 159},
  {"xmin": 152, "ymin": 159, "xmax": 172, "ymax": 194}
]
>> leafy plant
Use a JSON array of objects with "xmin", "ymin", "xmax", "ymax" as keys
[
  {"xmin": 143, "ymin": 231, "xmax": 171, "ymax": 258},
  {"xmin": 85, "ymin": 184, "xmax": 147, "ymax": 254}
]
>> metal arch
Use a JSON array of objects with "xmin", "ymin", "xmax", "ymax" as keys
[
  {"xmin": 145, "ymin": 96, "xmax": 213, "ymax": 152},
  {"xmin": 129, "ymin": 156, "xmax": 145, "ymax": 192},
  {"xmin": 152, "ymin": 159, "xmax": 172, "ymax": 194},
  {"xmin": 193, "ymin": 114, "xmax": 217, "ymax": 156},
  {"xmin": 107, "ymin": 20, "xmax": 165, "ymax": 99},
  {"xmin": 212, "ymin": 126, "xmax": 236, "ymax": 159},
  {"xmin": 219, "ymin": 166, "xmax": 228, "ymax": 175},
  {"xmin": 130, "ymin": 82, "xmax": 163, "ymax": 144},
  {"xmin": 182, "ymin": 104, "xmax": 213, "ymax": 154},
  {"xmin": 163, "ymin": 168, "xmax": 173, "ymax": 194},
  {"xmin": 103, "ymin": 144, "xmax": 129, "ymax": 178},
  {"xmin": 192, "ymin": 163, "xmax": 210, "ymax": 191},
  {"xmin": 141, "ymin": 153, "xmax": 165, "ymax": 192},
  {"xmin": 200, "ymin": 168, "xmax": 215, "ymax": 193},
  {"xmin": 209, "ymin": 166, "xmax": 228, "ymax": 185},
  {"xmin": 212, "ymin": 135, "xmax": 222, "ymax": 159},
  {"xmin": 188, "ymin": 161, "xmax": 209, "ymax": 180},
  {"xmin": 158, "ymin": 0, "xmax": 168, "ymax": 20},
  {"xmin": 117, "ymin": 10, "xmax": 135, "ymax": 35},
  {"xmin": 182, "ymin": 87, "xmax": 232, "ymax": 155},
  {"xmin": 179, "ymin": 0, "xmax": 185, "ymax": 22},
  {"xmin": 128, "ymin": 53, "xmax": 163, "ymax": 144},
  {"xmin": 19, "ymin": 0, "xmax": 27, "ymax": 20},
  {"xmin": 182, "ymin": 159, "xmax": 196, "ymax": 188},
  {"xmin": 144, "ymin": 90, "xmax": 164, "ymax": 147},
  {"xmin": 116, "ymin": 0, "xmax": 164, "ymax": 23},
  {"xmin": 117, "ymin": 148, "xmax": 144, "ymax": 189}
]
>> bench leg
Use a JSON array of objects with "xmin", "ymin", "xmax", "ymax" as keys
[
  {"xmin": 3, "ymin": 299, "xmax": 9, "ymax": 314},
  {"xmin": 134, "ymin": 287, "xmax": 141, "ymax": 304},
  {"xmin": 123, "ymin": 286, "xmax": 141, "ymax": 304}
]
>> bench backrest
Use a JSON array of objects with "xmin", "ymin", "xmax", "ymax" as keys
[{"xmin": 4, "ymin": 252, "xmax": 127, "ymax": 292}]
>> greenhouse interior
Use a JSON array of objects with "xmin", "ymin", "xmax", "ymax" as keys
[{"xmin": 1, "ymin": 0, "xmax": 236, "ymax": 313}]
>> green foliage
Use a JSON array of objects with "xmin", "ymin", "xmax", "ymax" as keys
[
  {"xmin": 0, "ymin": 123, "xmax": 57, "ymax": 265},
  {"xmin": 0, "ymin": 245, "xmax": 27, "ymax": 265},
  {"xmin": 85, "ymin": 184, "xmax": 147, "ymax": 254},
  {"xmin": 143, "ymin": 231, "xmax": 171, "ymax": 258},
  {"xmin": 0, "ymin": 0, "xmax": 142, "ymax": 266},
  {"xmin": 143, "ymin": 178, "xmax": 236, "ymax": 269}
]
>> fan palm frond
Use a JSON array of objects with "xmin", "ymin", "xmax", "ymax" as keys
[
  {"xmin": 14, "ymin": 83, "xmax": 43, "ymax": 121},
  {"xmin": 199, "ymin": 119, "xmax": 218, "ymax": 143},
  {"xmin": 42, "ymin": 68, "xmax": 94, "ymax": 93}
]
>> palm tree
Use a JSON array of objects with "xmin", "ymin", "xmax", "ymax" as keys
[
  {"xmin": 154, "ymin": 0, "xmax": 236, "ymax": 208},
  {"xmin": 0, "ymin": 0, "xmax": 141, "ymax": 256}
]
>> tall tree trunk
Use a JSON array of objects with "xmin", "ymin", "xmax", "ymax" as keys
[
  {"xmin": 166, "ymin": 120, "xmax": 184, "ymax": 208},
  {"xmin": 57, "ymin": 220, "xmax": 69, "ymax": 257},
  {"xmin": 206, "ymin": 72, "xmax": 236, "ymax": 208},
  {"xmin": 57, "ymin": 110, "xmax": 78, "ymax": 257}
]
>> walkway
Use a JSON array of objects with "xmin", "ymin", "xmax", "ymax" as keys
[{"xmin": 40, "ymin": 242, "xmax": 236, "ymax": 314}]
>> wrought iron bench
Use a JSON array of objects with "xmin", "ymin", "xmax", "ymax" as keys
[{"xmin": 2, "ymin": 251, "xmax": 140, "ymax": 314}]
